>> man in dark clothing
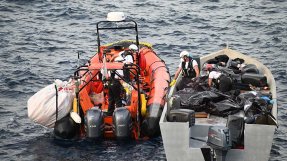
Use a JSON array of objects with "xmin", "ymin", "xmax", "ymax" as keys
[
  {"xmin": 106, "ymin": 44, "xmax": 137, "ymax": 116},
  {"xmin": 206, "ymin": 64, "xmax": 233, "ymax": 92},
  {"xmin": 216, "ymin": 74, "xmax": 233, "ymax": 92},
  {"xmin": 106, "ymin": 76, "xmax": 123, "ymax": 116}
]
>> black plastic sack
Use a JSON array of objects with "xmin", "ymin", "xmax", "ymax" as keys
[
  {"xmin": 241, "ymin": 73, "xmax": 268, "ymax": 87},
  {"xmin": 175, "ymin": 89, "xmax": 227, "ymax": 112},
  {"xmin": 227, "ymin": 115, "xmax": 245, "ymax": 147},
  {"xmin": 243, "ymin": 94, "xmax": 275, "ymax": 124},
  {"xmin": 216, "ymin": 55, "xmax": 230, "ymax": 63},
  {"xmin": 206, "ymin": 55, "xmax": 229, "ymax": 65},
  {"xmin": 241, "ymin": 64, "xmax": 259, "ymax": 74},
  {"xmin": 207, "ymin": 99, "xmax": 242, "ymax": 117}
]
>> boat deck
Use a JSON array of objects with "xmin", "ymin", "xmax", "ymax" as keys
[
  {"xmin": 195, "ymin": 114, "xmax": 227, "ymax": 126},
  {"xmin": 194, "ymin": 110, "xmax": 245, "ymax": 126}
]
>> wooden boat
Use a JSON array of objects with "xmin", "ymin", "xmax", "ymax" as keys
[
  {"xmin": 54, "ymin": 12, "xmax": 170, "ymax": 140},
  {"xmin": 160, "ymin": 47, "xmax": 277, "ymax": 161}
]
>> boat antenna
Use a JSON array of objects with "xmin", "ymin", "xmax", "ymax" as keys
[{"xmin": 77, "ymin": 51, "xmax": 81, "ymax": 67}]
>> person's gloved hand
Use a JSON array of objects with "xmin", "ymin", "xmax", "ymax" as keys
[
  {"xmin": 170, "ymin": 79, "xmax": 176, "ymax": 86},
  {"xmin": 191, "ymin": 77, "xmax": 198, "ymax": 82}
]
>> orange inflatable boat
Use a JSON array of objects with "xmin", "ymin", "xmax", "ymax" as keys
[{"xmin": 54, "ymin": 13, "xmax": 170, "ymax": 140}]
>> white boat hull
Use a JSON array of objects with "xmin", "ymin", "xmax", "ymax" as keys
[
  {"xmin": 160, "ymin": 48, "xmax": 277, "ymax": 161},
  {"xmin": 160, "ymin": 106, "xmax": 276, "ymax": 161}
]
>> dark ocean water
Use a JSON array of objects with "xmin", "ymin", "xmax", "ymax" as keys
[{"xmin": 1, "ymin": 0, "xmax": 286, "ymax": 160}]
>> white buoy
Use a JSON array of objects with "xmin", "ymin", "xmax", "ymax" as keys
[
  {"xmin": 70, "ymin": 111, "xmax": 81, "ymax": 124},
  {"xmin": 107, "ymin": 12, "xmax": 126, "ymax": 21}
]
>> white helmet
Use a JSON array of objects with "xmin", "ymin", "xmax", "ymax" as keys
[
  {"xmin": 129, "ymin": 44, "xmax": 138, "ymax": 51},
  {"xmin": 179, "ymin": 50, "xmax": 189, "ymax": 58}
]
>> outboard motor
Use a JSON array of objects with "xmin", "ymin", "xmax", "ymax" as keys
[
  {"xmin": 167, "ymin": 109, "xmax": 195, "ymax": 127},
  {"xmin": 85, "ymin": 107, "xmax": 104, "ymax": 139},
  {"xmin": 167, "ymin": 95, "xmax": 181, "ymax": 114},
  {"xmin": 207, "ymin": 126, "xmax": 232, "ymax": 161},
  {"xmin": 113, "ymin": 107, "xmax": 132, "ymax": 139}
]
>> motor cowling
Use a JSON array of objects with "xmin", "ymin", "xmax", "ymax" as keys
[
  {"xmin": 207, "ymin": 126, "xmax": 232, "ymax": 161},
  {"xmin": 85, "ymin": 107, "xmax": 104, "ymax": 138},
  {"xmin": 112, "ymin": 107, "xmax": 132, "ymax": 139},
  {"xmin": 167, "ymin": 109, "xmax": 195, "ymax": 127},
  {"xmin": 167, "ymin": 95, "xmax": 181, "ymax": 114}
]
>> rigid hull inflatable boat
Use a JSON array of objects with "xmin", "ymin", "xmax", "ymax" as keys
[
  {"xmin": 28, "ymin": 12, "xmax": 170, "ymax": 140},
  {"xmin": 69, "ymin": 40, "xmax": 170, "ymax": 139},
  {"xmin": 160, "ymin": 48, "xmax": 277, "ymax": 161}
]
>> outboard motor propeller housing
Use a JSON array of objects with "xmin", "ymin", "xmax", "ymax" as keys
[
  {"xmin": 113, "ymin": 107, "xmax": 132, "ymax": 139},
  {"xmin": 207, "ymin": 126, "xmax": 232, "ymax": 161},
  {"xmin": 85, "ymin": 107, "xmax": 104, "ymax": 139}
]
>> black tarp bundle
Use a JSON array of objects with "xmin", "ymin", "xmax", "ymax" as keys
[
  {"xmin": 174, "ymin": 83, "xmax": 243, "ymax": 117},
  {"xmin": 238, "ymin": 91, "xmax": 275, "ymax": 124},
  {"xmin": 173, "ymin": 77, "xmax": 273, "ymax": 118},
  {"xmin": 172, "ymin": 54, "xmax": 274, "ymax": 121}
]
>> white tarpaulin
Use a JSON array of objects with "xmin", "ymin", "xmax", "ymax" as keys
[{"xmin": 27, "ymin": 79, "xmax": 75, "ymax": 128}]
